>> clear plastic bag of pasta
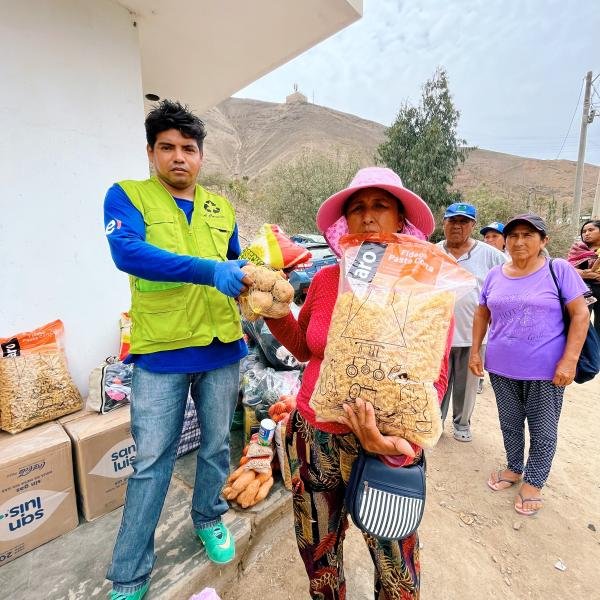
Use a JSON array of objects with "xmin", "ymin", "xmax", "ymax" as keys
[
  {"xmin": 309, "ymin": 233, "xmax": 476, "ymax": 448},
  {"xmin": 0, "ymin": 320, "xmax": 83, "ymax": 433}
]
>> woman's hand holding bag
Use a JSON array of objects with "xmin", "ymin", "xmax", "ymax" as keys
[{"xmin": 337, "ymin": 397, "xmax": 415, "ymax": 458}]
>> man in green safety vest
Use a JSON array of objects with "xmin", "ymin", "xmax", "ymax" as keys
[{"xmin": 103, "ymin": 100, "xmax": 252, "ymax": 600}]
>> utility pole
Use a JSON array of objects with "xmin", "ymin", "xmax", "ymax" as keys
[
  {"xmin": 592, "ymin": 169, "xmax": 600, "ymax": 219},
  {"xmin": 571, "ymin": 71, "xmax": 593, "ymax": 235}
]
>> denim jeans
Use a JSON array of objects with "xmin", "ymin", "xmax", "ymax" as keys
[{"xmin": 106, "ymin": 362, "xmax": 239, "ymax": 593}]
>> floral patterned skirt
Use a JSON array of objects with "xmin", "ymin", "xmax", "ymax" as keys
[{"xmin": 285, "ymin": 410, "xmax": 420, "ymax": 600}]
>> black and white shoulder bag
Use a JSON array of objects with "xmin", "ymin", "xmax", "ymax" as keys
[{"xmin": 345, "ymin": 451, "xmax": 426, "ymax": 541}]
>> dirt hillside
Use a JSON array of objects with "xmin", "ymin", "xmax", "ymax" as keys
[
  {"xmin": 201, "ymin": 97, "xmax": 599, "ymax": 211},
  {"xmin": 201, "ymin": 98, "xmax": 385, "ymax": 180}
]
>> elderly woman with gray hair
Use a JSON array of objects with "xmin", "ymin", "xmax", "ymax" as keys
[{"xmin": 469, "ymin": 214, "xmax": 589, "ymax": 516}]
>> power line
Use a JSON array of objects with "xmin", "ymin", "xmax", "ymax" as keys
[{"xmin": 556, "ymin": 77, "xmax": 585, "ymax": 159}]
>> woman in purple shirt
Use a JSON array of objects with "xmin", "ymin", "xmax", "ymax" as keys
[{"xmin": 469, "ymin": 214, "xmax": 589, "ymax": 516}]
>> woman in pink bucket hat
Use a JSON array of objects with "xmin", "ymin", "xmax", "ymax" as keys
[
  {"xmin": 265, "ymin": 167, "xmax": 451, "ymax": 599},
  {"xmin": 318, "ymin": 166, "xmax": 435, "ymax": 239}
]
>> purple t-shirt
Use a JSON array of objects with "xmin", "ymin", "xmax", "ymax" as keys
[{"xmin": 480, "ymin": 258, "xmax": 588, "ymax": 380}]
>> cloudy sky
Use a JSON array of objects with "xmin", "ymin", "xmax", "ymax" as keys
[{"xmin": 235, "ymin": 0, "xmax": 600, "ymax": 167}]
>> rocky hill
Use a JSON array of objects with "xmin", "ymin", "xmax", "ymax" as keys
[
  {"xmin": 200, "ymin": 97, "xmax": 599, "ymax": 234},
  {"xmin": 201, "ymin": 97, "xmax": 385, "ymax": 180}
]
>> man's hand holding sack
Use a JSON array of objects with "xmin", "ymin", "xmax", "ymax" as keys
[
  {"xmin": 213, "ymin": 259, "xmax": 253, "ymax": 297},
  {"xmin": 237, "ymin": 224, "xmax": 311, "ymax": 321}
]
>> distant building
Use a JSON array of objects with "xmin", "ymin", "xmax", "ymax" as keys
[{"xmin": 286, "ymin": 84, "xmax": 308, "ymax": 104}]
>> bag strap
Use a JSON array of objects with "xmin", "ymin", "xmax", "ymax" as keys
[{"xmin": 548, "ymin": 259, "xmax": 569, "ymax": 329}]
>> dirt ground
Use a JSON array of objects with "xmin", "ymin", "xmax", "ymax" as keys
[{"xmin": 222, "ymin": 375, "xmax": 600, "ymax": 600}]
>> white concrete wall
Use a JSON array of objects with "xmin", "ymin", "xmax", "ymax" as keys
[{"xmin": 0, "ymin": 1, "xmax": 148, "ymax": 394}]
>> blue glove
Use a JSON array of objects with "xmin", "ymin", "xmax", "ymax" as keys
[{"xmin": 213, "ymin": 259, "xmax": 248, "ymax": 297}]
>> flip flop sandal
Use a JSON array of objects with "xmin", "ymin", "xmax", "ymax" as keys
[
  {"xmin": 487, "ymin": 470, "xmax": 520, "ymax": 491},
  {"xmin": 514, "ymin": 493, "xmax": 543, "ymax": 516}
]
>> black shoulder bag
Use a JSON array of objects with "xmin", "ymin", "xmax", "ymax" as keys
[
  {"xmin": 548, "ymin": 259, "xmax": 600, "ymax": 384},
  {"xmin": 345, "ymin": 451, "xmax": 426, "ymax": 541}
]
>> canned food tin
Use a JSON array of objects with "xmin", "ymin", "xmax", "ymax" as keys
[{"xmin": 258, "ymin": 418, "xmax": 276, "ymax": 446}]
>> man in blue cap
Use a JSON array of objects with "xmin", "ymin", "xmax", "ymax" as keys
[
  {"xmin": 480, "ymin": 221, "xmax": 505, "ymax": 252},
  {"xmin": 437, "ymin": 203, "xmax": 507, "ymax": 442}
]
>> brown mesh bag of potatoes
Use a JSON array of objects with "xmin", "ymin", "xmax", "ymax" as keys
[
  {"xmin": 238, "ymin": 264, "xmax": 294, "ymax": 321},
  {"xmin": 309, "ymin": 233, "xmax": 475, "ymax": 448},
  {"xmin": 0, "ymin": 320, "xmax": 83, "ymax": 433}
]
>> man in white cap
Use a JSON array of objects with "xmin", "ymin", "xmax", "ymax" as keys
[
  {"xmin": 437, "ymin": 203, "xmax": 507, "ymax": 442},
  {"xmin": 480, "ymin": 221, "xmax": 505, "ymax": 252}
]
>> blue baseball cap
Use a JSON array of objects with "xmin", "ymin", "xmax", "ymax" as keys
[
  {"xmin": 444, "ymin": 202, "xmax": 477, "ymax": 220},
  {"xmin": 480, "ymin": 221, "xmax": 504, "ymax": 235}
]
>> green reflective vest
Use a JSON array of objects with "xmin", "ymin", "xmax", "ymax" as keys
[{"xmin": 119, "ymin": 178, "xmax": 242, "ymax": 354}]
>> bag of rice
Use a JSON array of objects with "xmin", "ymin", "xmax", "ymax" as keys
[
  {"xmin": 0, "ymin": 320, "xmax": 82, "ymax": 433},
  {"xmin": 309, "ymin": 233, "xmax": 475, "ymax": 448}
]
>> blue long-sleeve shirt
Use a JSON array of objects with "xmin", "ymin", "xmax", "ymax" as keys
[{"xmin": 104, "ymin": 183, "xmax": 247, "ymax": 373}]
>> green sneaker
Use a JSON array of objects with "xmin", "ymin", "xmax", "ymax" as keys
[
  {"xmin": 196, "ymin": 522, "xmax": 235, "ymax": 564},
  {"xmin": 109, "ymin": 581, "xmax": 149, "ymax": 600}
]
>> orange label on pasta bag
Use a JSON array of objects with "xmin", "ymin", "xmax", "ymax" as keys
[
  {"xmin": 1, "ymin": 319, "xmax": 64, "ymax": 357},
  {"xmin": 377, "ymin": 240, "xmax": 444, "ymax": 285},
  {"xmin": 339, "ymin": 233, "xmax": 475, "ymax": 297}
]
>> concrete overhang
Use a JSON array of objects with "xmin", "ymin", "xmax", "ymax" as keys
[{"xmin": 116, "ymin": 0, "xmax": 363, "ymax": 111}]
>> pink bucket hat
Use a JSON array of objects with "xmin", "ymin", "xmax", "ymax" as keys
[{"xmin": 316, "ymin": 167, "xmax": 435, "ymax": 237}]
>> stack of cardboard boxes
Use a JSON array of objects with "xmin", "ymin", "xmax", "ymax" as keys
[{"xmin": 0, "ymin": 407, "xmax": 136, "ymax": 566}]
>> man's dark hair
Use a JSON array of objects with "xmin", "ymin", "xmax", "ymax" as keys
[{"xmin": 145, "ymin": 100, "xmax": 207, "ymax": 150}]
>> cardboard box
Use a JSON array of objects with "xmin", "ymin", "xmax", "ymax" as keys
[
  {"xmin": 58, "ymin": 408, "xmax": 94, "ymax": 426},
  {"xmin": 0, "ymin": 421, "xmax": 78, "ymax": 567},
  {"xmin": 61, "ymin": 407, "xmax": 134, "ymax": 521}
]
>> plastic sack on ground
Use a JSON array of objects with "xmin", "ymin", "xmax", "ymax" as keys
[
  {"xmin": 189, "ymin": 589, "xmax": 222, "ymax": 600},
  {"xmin": 242, "ymin": 303, "xmax": 305, "ymax": 370},
  {"xmin": 309, "ymin": 233, "xmax": 476, "ymax": 448},
  {"xmin": 239, "ymin": 345, "xmax": 267, "ymax": 377},
  {"xmin": 87, "ymin": 357, "xmax": 133, "ymax": 413},
  {"xmin": 241, "ymin": 365, "xmax": 301, "ymax": 409},
  {"xmin": 0, "ymin": 320, "xmax": 83, "ymax": 433},
  {"xmin": 240, "ymin": 223, "xmax": 312, "ymax": 270}
]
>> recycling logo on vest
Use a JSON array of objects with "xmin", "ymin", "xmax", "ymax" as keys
[{"xmin": 203, "ymin": 200, "xmax": 221, "ymax": 214}]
